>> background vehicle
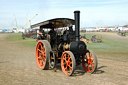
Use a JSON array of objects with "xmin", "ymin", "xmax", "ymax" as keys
[{"xmin": 22, "ymin": 29, "xmax": 38, "ymax": 39}]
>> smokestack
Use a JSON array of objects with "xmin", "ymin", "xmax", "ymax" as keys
[{"xmin": 74, "ymin": 10, "xmax": 80, "ymax": 41}]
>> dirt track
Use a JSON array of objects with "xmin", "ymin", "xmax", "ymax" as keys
[{"xmin": 0, "ymin": 33, "xmax": 128, "ymax": 85}]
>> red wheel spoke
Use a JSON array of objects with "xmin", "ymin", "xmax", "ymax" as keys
[
  {"xmin": 91, "ymin": 63, "xmax": 95, "ymax": 66},
  {"xmin": 38, "ymin": 43, "xmax": 41, "ymax": 46},
  {"xmin": 68, "ymin": 57, "xmax": 71, "ymax": 62},
  {"xmin": 90, "ymin": 59, "xmax": 94, "ymax": 64},
  {"xmin": 41, "ymin": 53, "xmax": 46, "ymax": 60},
  {"xmin": 62, "ymin": 60, "xmax": 67, "ymax": 66},
  {"xmin": 43, "ymin": 52, "xmax": 46, "ymax": 56},
  {"xmin": 40, "ymin": 60, "xmax": 43, "ymax": 65},
  {"xmin": 91, "ymin": 64, "xmax": 94, "ymax": 70},
  {"xmin": 39, "ymin": 43, "xmax": 45, "ymax": 51},
  {"xmin": 92, "ymin": 59, "xmax": 94, "ymax": 62},
  {"xmin": 42, "ymin": 46, "xmax": 45, "ymax": 51},
  {"xmin": 38, "ymin": 49, "xmax": 41, "ymax": 52},
  {"xmin": 38, "ymin": 55, "xmax": 45, "ymax": 63},
  {"xmin": 64, "ymin": 55, "xmax": 67, "ymax": 62},
  {"xmin": 65, "ymin": 65, "xmax": 68, "ymax": 71},
  {"xmin": 39, "ymin": 59, "xmax": 43, "ymax": 65},
  {"xmin": 68, "ymin": 65, "xmax": 72, "ymax": 69},
  {"xmin": 39, "ymin": 43, "xmax": 42, "ymax": 49},
  {"xmin": 38, "ymin": 57, "xmax": 42, "ymax": 60},
  {"xmin": 38, "ymin": 49, "xmax": 44, "ymax": 54},
  {"xmin": 68, "ymin": 61, "xmax": 72, "ymax": 65},
  {"xmin": 87, "ymin": 64, "xmax": 90, "ymax": 71},
  {"xmin": 89, "ymin": 53, "xmax": 92, "ymax": 59}
]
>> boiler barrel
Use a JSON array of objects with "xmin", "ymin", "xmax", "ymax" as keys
[{"xmin": 70, "ymin": 41, "xmax": 87, "ymax": 55}]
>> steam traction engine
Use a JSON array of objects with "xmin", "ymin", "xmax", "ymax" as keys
[{"xmin": 31, "ymin": 11, "xmax": 98, "ymax": 76}]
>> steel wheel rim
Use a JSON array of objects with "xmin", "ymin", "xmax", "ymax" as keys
[
  {"xmin": 36, "ymin": 41, "xmax": 46, "ymax": 69},
  {"xmin": 82, "ymin": 51, "xmax": 95, "ymax": 72},
  {"xmin": 61, "ymin": 52, "xmax": 73, "ymax": 75},
  {"xmin": 49, "ymin": 52, "xmax": 55, "ymax": 69}
]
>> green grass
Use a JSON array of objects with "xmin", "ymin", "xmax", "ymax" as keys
[
  {"xmin": 126, "ymin": 33, "xmax": 128, "ymax": 36},
  {"xmin": 6, "ymin": 33, "xmax": 36, "ymax": 48},
  {"xmin": 81, "ymin": 32, "xmax": 128, "ymax": 62}
]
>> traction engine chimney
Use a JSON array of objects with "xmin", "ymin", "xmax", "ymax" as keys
[{"xmin": 74, "ymin": 10, "xmax": 80, "ymax": 41}]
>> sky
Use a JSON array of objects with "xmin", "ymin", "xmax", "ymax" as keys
[{"xmin": 0, "ymin": 0, "xmax": 128, "ymax": 29}]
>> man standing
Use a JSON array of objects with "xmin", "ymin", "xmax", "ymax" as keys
[{"xmin": 37, "ymin": 26, "xmax": 46, "ymax": 41}]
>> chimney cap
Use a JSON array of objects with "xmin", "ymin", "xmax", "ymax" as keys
[{"xmin": 74, "ymin": 10, "xmax": 80, "ymax": 13}]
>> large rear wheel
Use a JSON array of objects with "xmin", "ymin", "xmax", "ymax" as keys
[
  {"xmin": 82, "ymin": 50, "xmax": 98, "ymax": 73},
  {"xmin": 36, "ymin": 40, "xmax": 51, "ymax": 70},
  {"xmin": 61, "ymin": 51, "xmax": 76, "ymax": 76}
]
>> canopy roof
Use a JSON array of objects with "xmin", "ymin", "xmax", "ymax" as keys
[{"xmin": 31, "ymin": 18, "xmax": 75, "ymax": 29}]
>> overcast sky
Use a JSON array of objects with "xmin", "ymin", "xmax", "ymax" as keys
[{"xmin": 0, "ymin": 0, "xmax": 128, "ymax": 29}]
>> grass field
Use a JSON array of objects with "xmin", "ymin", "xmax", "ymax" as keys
[
  {"xmin": 5, "ymin": 32, "xmax": 128, "ymax": 62},
  {"xmin": 6, "ymin": 33, "xmax": 36, "ymax": 48},
  {"xmin": 81, "ymin": 32, "xmax": 128, "ymax": 62}
]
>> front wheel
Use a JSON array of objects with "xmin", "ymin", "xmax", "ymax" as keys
[
  {"xmin": 61, "ymin": 51, "xmax": 76, "ymax": 76},
  {"xmin": 82, "ymin": 50, "xmax": 98, "ymax": 73}
]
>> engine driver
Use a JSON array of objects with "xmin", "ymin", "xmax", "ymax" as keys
[
  {"xmin": 48, "ymin": 28, "xmax": 56, "ymax": 48},
  {"xmin": 37, "ymin": 26, "xmax": 46, "ymax": 41}
]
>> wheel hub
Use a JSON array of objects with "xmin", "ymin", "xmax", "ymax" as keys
[
  {"xmin": 88, "ymin": 59, "xmax": 92, "ymax": 64},
  {"xmin": 67, "ymin": 61, "xmax": 70, "ymax": 65}
]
